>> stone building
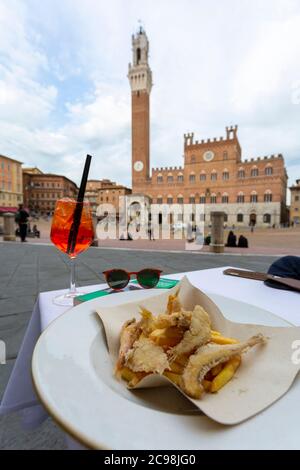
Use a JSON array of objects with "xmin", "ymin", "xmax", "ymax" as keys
[
  {"xmin": 86, "ymin": 179, "xmax": 132, "ymax": 216},
  {"xmin": 23, "ymin": 168, "xmax": 78, "ymax": 215},
  {"xmin": 128, "ymin": 28, "xmax": 288, "ymax": 228},
  {"xmin": 0, "ymin": 154, "xmax": 23, "ymax": 212},
  {"xmin": 289, "ymin": 179, "xmax": 300, "ymax": 225}
]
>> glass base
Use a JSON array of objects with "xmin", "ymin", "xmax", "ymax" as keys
[{"xmin": 52, "ymin": 289, "xmax": 86, "ymax": 307}]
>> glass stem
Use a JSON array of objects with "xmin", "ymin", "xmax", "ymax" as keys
[{"xmin": 69, "ymin": 257, "xmax": 76, "ymax": 295}]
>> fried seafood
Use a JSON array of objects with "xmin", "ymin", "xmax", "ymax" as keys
[
  {"xmin": 125, "ymin": 336, "xmax": 170, "ymax": 375},
  {"xmin": 115, "ymin": 292, "xmax": 268, "ymax": 398},
  {"xmin": 115, "ymin": 319, "xmax": 142, "ymax": 375},
  {"xmin": 168, "ymin": 305, "xmax": 211, "ymax": 362},
  {"xmin": 182, "ymin": 334, "xmax": 266, "ymax": 398},
  {"xmin": 166, "ymin": 290, "xmax": 181, "ymax": 315}
]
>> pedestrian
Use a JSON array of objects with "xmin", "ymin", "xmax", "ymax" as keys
[
  {"xmin": 15, "ymin": 204, "xmax": 29, "ymax": 242},
  {"xmin": 148, "ymin": 221, "xmax": 154, "ymax": 240},
  {"xmin": 226, "ymin": 230, "xmax": 237, "ymax": 247},
  {"xmin": 238, "ymin": 234, "xmax": 248, "ymax": 248},
  {"xmin": 33, "ymin": 224, "xmax": 40, "ymax": 238}
]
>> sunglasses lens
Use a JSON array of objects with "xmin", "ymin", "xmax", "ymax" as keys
[
  {"xmin": 137, "ymin": 269, "xmax": 160, "ymax": 289},
  {"xmin": 106, "ymin": 270, "xmax": 129, "ymax": 290}
]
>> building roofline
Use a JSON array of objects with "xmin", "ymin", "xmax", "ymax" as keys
[
  {"xmin": 99, "ymin": 185, "xmax": 132, "ymax": 191},
  {"xmin": 0, "ymin": 154, "xmax": 23, "ymax": 164},
  {"xmin": 24, "ymin": 172, "xmax": 78, "ymax": 188}
]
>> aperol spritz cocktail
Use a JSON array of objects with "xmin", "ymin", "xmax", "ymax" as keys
[{"xmin": 50, "ymin": 198, "xmax": 94, "ymax": 305}]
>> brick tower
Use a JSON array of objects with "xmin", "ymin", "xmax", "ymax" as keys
[{"xmin": 128, "ymin": 28, "xmax": 152, "ymax": 191}]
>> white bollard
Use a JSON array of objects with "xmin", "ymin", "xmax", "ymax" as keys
[
  {"xmin": 3, "ymin": 213, "xmax": 16, "ymax": 242},
  {"xmin": 210, "ymin": 211, "xmax": 225, "ymax": 253}
]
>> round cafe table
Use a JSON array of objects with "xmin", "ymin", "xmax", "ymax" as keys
[{"xmin": 1, "ymin": 266, "xmax": 300, "ymax": 449}]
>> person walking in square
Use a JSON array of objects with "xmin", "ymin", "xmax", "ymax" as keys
[{"xmin": 15, "ymin": 204, "xmax": 29, "ymax": 242}]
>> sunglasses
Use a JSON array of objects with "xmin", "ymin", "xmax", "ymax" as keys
[{"xmin": 103, "ymin": 268, "xmax": 162, "ymax": 290}]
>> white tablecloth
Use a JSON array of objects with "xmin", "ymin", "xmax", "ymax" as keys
[{"xmin": 1, "ymin": 266, "xmax": 300, "ymax": 435}]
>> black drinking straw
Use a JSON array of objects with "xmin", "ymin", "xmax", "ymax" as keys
[{"xmin": 67, "ymin": 154, "xmax": 92, "ymax": 255}]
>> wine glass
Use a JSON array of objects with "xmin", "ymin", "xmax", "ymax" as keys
[{"xmin": 50, "ymin": 198, "xmax": 94, "ymax": 306}]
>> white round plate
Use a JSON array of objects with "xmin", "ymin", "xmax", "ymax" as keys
[{"xmin": 32, "ymin": 289, "xmax": 300, "ymax": 450}]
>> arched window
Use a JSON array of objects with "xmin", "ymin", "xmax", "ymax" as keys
[
  {"xmin": 157, "ymin": 195, "xmax": 163, "ymax": 204},
  {"xmin": 237, "ymin": 213, "xmax": 244, "ymax": 223},
  {"xmin": 222, "ymin": 193, "xmax": 229, "ymax": 203},
  {"xmin": 189, "ymin": 194, "xmax": 196, "ymax": 204},
  {"xmin": 136, "ymin": 47, "xmax": 141, "ymax": 64},
  {"xmin": 200, "ymin": 171, "xmax": 206, "ymax": 181},
  {"xmin": 177, "ymin": 173, "xmax": 184, "ymax": 183},
  {"xmin": 199, "ymin": 194, "xmax": 206, "ymax": 204},
  {"xmin": 265, "ymin": 166, "xmax": 273, "ymax": 176},
  {"xmin": 251, "ymin": 166, "xmax": 259, "ymax": 177},
  {"xmin": 177, "ymin": 194, "xmax": 184, "ymax": 204},
  {"xmin": 189, "ymin": 173, "xmax": 196, "ymax": 183},
  {"xmin": 263, "ymin": 213, "xmax": 271, "ymax": 223},
  {"xmin": 210, "ymin": 193, "xmax": 217, "ymax": 204},
  {"xmin": 250, "ymin": 191, "xmax": 258, "ymax": 203},
  {"xmin": 211, "ymin": 170, "xmax": 217, "ymax": 181},
  {"xmin": 222, "ymin": 169, "xmax": 229, "ymax": 180},
  {"xmin": 167, "ymin": 173, "xmax": 173, "ymax": 183},
  {"xmin": 167, "ymin": 194, "xmax": 173, "ymax": 204},
  {"xmin": 224, "ymin": 213, "xmax": 228, "ymax": 222},
  {"xmin": 157, "ymin": 174, "xmax": 163, "ymax": 183},
  {"xmin": 237, "ymin": 192, "xmax": 245, "ymax": 203},
  {"xmin": 264, "ymin": 190, "xmax": 272, "ymax": 202},
  {"xmin": 238, "ymin": 168, "xmax": 245, "ymax": 178},
  {"xmin": 223, "ymin": 151, "xmax": 228, "ymax": 160},
  {"xmin": 191, "ymin": 155, "xmax": 196, "ymax": 163}
]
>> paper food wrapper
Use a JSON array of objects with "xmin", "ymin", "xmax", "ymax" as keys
[{"xmin": 96, "ymin": 276, "xmax": 300, "ymax": 425}]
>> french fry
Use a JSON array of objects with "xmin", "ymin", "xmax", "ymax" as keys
[
  {"xmin": 210, "ymin": 355, "xmax": 241, "ymax": 393},
  {"xmin": 211, "ymin": 333, "xmax": 239, "ymax": 345},
  {"xmin": 149, "ymin": 326, "xmax": 183, "ymax": 348},
  {"xmin": 139, "ymin": 307, "xmax": 156, "ymax": 332},
  {"xmin": 175, "ymin": 354, "xmax": 189, "ymax": 367},
  {"xmin": 129, "ymin": 374, "xmax": 146, "ymax": 387},
  {"xmin": 118, "ymin": 367, "xmax": 147, "ymax": 387},
  {"xmin": 149, "ymin": 328, "xmax": 165, "ymax": 340},
  {"xmin": 202, "ymin": 379, "xmax": 212, "ymax": 392},
  {"xmin": 120, "ymin": 367, "xmax": 147, "ymax": 387},
  {"xmin": 211, "ymin": 363, "xmax": 223, "ymax": 376},
  {"xmin": 211, "ymin": 330, "xmax": 221, "ymax": 336},
  {"xmin": 169, "ymin": 361, "xmax": 184, "ymax": 374},
  {"xmin": 120, "ymin": 367, "xmax": 137, "ymax": 383},
  {"xmin": 164, "ymin": 371, "xmax": 182, "ymax": 387}
]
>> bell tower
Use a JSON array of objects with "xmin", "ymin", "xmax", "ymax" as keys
[{"xmin": 128, "ymin": 27, "xmax": 152, "ymax": 190}]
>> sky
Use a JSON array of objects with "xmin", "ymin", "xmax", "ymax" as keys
[{"xmin": 0, "ymin": 0, "xmax": 300, "ymax": 189}]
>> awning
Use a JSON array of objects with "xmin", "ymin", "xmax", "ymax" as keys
[{"xmin": 0, "ymin": 207, "xmax": 18, "ymax": 214}]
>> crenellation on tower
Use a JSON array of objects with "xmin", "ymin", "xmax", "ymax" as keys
[
  {"xmin": 184, "ymin": 133, "xmax": 194, "ymax": 147},
  {"xmin": 226, "ymin": 125, "xmax": 238, "ymax": 140},
  {"xmin": 183, "ymin": 126, "xmax": 240, "ymax": 150}
]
